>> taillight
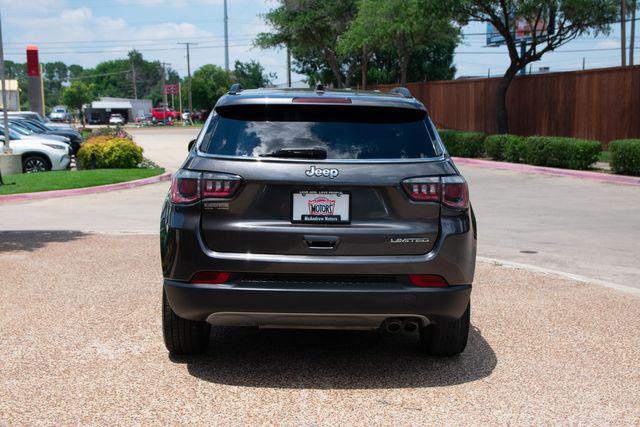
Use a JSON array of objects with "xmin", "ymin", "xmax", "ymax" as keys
[
  {"xmin": 408, "ymin": 275, "xmax": 448, "ymax": 287},
  {"xmin": 441, "ymin": 176, "xmax": 469, "ymax": 209},
  {"xmin": 190, "ymin": 271, "xmax": 232, "ymax": 284},
  {"xmin": 202, "ymin": 173, "xmax": 241, "ymax": 198},
  {"xmin": 401, "ymin": 175, "xmax": 469, "ymax": 209},
  {"xmin": 171, "ymin": 170, "xmax": 200, "ymax": 204},
  {"xmin": 170, "ymin": 170, "xmax": 242, "ymax": 204},
  {"xmin": 402, "ymin": 177, "xmax": 440, "ymax": 201}
]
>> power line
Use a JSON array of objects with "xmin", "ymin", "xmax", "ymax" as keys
[
  {"xmin": 454, "ymin": 46, "xmax": 640, "ymax": 55},
  {"xmin": 2, "ymin": 43, "xmax": 253, "ymax": 56},
  {"xmin": 3, "ymin": 34, "xmax": 258, "ymax": 46}
]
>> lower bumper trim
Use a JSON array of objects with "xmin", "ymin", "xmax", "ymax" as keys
[{"xmin": 164, "ymin": 279, "xmax": 471, "ymax": 326}]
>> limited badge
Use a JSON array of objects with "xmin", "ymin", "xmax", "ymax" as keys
[{"xmin": 204, "ymin": 202, "xmax": 230, "ymax": 210}]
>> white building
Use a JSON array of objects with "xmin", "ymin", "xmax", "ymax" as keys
[
  {"xmin": 0, "ymin": 80, "xmax": 21, "ymax": 111},
  {"xmin": 84, "ymin": 97, "xmax": 152, "ymax": 124}
]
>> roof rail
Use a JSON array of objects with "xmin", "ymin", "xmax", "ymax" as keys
[
  {"xmin": 390, "ymin": 87, "xmax": 412, "ymax": 98},
  {"xmin": 228, "ymin": 83, "xmax": 243, "ymax": 95}
]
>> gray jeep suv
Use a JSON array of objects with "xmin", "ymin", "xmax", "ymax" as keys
[{"xmin": 160, "ymin": 85, "xmax": 476, "ymax": 356}]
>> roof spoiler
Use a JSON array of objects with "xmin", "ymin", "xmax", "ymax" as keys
[
  {"xmin": 390, "ymin": 87, "xmax": 412, "ymax": 98},
  {"xmin": 228, "ymin": 83, "xmax": 243, "ymax": 95}
]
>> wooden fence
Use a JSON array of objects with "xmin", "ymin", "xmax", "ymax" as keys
[{"xmin": 377, "ymin": 66, "xmax": 640, "ymax": 145}]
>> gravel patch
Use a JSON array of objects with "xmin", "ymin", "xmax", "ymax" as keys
[{"xmin": 1, "ymin": 232, "xmax": 638, "ymax": 425}]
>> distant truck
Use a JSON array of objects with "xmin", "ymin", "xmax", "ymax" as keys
[
  {"xmin": 49, "ymin": 106, "xmax": 72, "ymax": 123},
  {"xmin": 151, "ymin": 107, "xmax": 179, "ymax": 121}
]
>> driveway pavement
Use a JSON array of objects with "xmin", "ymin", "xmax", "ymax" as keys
[
  {"xmin": 0, "ymin": 127, "xmax": 638, "ymax": 289},
  {"xmin": 0, "ymin": 232, "xmax": 638, "ymax": 424}
]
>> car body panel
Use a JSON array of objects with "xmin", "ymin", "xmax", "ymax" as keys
[{"xmin": 160, "ymin": 88, "xmax": 476, "ymax": 328}]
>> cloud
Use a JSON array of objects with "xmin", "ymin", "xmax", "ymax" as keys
[{"xmin": 2, "ymin": 3, "xmax": 303, "ymax": 84}]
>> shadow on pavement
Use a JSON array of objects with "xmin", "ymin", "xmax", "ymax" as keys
[
  {"xmin": 171, "ymin": 325, "xmax": 496, "ymax": 389},
  {"xmin": 0, "ymin": 230, "xmax": 87, "ymax": 253}
]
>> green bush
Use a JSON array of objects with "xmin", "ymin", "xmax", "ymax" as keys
[
  {"xmin": 77, "ymin": 137, "xmax": 144, "ymax": 169},
  {"xmin": 484, "ymin": 134, "xmax": 526, "ymax": 162},
  {"xmin": 438, "ymin": 130, "xmax": 486, "ymax": 158},
  {"xmin": 609, "ymin": 139, "xmax": 640, "ymax": 176},
  {"xmin": 524, "ymin": 136, "xmax": 601, "ymax": 170},
  {"xmin": 89, "ymin": 127, "xmax": 133, "ymax": 140},
  {"xmin": 504, "ymin": 136, "xmax": 528, "ymax": 163}
]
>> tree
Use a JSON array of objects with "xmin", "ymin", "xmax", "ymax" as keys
[
  {"xmin": 454, "ymin": 0, "xmax": 618, "ymax": 133},
  {"xmin": 60, "ymin": 81, "xmax": 94, "ymax": 123},
  {"xmin": 233, "ymin": 60, "xmax": 276, "ymax": 88},
  {"xmin": 190, "ymin": 64, "xmax": 232, "ymax": 109},
  {"xmin": 256, "ymin": 0, "xmax": 358, "ymax": 88},
  {"xmin": 340, "ymin": 0, "xmax": 459, "ymax": 85},
  {"xmin": 79, "ymin": 51, "xmax": 179, "ymax": 105}
]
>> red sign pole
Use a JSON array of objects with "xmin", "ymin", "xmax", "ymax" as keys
[{"xmin": 26, "ymin": 45, "xmax": 44, "ymax": 116}]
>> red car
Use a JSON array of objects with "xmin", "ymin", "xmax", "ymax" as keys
[{"xmin": 152, "ymin": 108, "xmax": 179, "ymax": 121}]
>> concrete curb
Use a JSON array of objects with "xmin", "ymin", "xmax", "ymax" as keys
[
  {"xmin": 453, "ymin": 157, "xmax": 640, "ymax": 186},
  {"xmin": 0, "ymin": 171, "xmax": 172, "ymax": 204},
  {"xmin": 478, "ymin": 256, "xmax": 640, "ymax": 297}
]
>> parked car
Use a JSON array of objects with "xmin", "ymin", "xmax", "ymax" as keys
[
  {"xmin": 160, "ymin": 86, "xmax": 476, "ymax": 356},
  {"xmin": 9, "ymin": 118, "xmax": 83, "ymax": 155},
  {"xmin": 152, "ymin": 107, "xmax": 178, "ymax": 121},
  {"xmin": 49, "ymin": 106, "xmax": 72, "ymax": 122},
  {"xmin": 8, "ymin": 121, "xmax": 70, "ymax": 144},
  {"xmin": 109, "ymin": 114, "xmax": 125, "ymax": 125},
  {"xmin": 88, "ymin": 114, "xmax": 103, "ymax": 125},
  {"xmin": 8, "ymin": 111, "xmax": 73, "ymax": 130},
  {"xmin": 1, "ymin": 134, "xmax": 70, "ymax": 173}
]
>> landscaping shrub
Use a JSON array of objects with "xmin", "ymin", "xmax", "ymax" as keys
[
  {"xmin": 608, "ymin": 139, "xmax": 640, "ymax": 176},
  {"xmin": 524, "ymin": 136, "xmax": 601, "ymax": 170},
  {"xmin": 438, "ymin": 130, "xmax": 486, "ymax": 158},
  {"xmin": 504, "ymin": 136, "xmax": 528, "ymax": 163},
  {"xmin": 89, "ymin": 127, "xmax": 133, "ymax": 140},
  {"xmin": 484, "ymin": 134, "xmax": 526, "ymax": 162},
  {"xmin": 77, "ymin": 136, "xmax": 144, "ymax": 169}
]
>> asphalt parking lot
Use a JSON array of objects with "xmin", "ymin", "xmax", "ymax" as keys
[{"xmin": 1, "ymin": 127, "xmax": 639, "ymax": 424}]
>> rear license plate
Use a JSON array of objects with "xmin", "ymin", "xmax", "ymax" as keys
[{"xmin": 292, "ymin": 191, "xmax": 350, "ymax": 224}]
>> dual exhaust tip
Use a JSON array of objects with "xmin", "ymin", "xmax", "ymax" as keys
[{"xmin": 384, "ymin": 318, "xmax": 420, "ymax": 334}]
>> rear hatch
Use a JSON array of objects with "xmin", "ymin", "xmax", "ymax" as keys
[{"xmin": 192, "ymin": 100, "xmax": 453, "ymax": 256}]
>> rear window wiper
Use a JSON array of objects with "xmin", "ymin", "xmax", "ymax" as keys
[{"xmin": 259, "ymin": 148, "xmax": 327, "ymax": 159}]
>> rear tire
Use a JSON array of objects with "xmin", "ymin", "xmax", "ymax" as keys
[
  {"xmin": 162, "ymin": 289, "xmax": 210, "ymax": 355},
  {"xmin": 22, "ymin": 154, "xmax": 51, "ymax": 173},
  {"xmin": 420, "ymin": 302, "xmax": 470, "ymax": 356}
]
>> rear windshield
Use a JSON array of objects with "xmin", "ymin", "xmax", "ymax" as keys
[{"xmin": 200, "ymin": 106, "xmax": 438, "ymax": 160}]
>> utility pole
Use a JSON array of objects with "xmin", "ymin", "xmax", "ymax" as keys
[
  {"xmin": 622, "ymin": 0, "xmax": 627, "ymax": 67},
  {"xmin": 0, "ymin": 9, "xmax": 10, "ymax": 155},
  {"xmin": 0, "ymin": 8, "xmax": 10, "ymax": 184},
  {"xmin": 178, "ymin": 42, "xmax": 197, "ymax": 123},
  {"xmin": 286, "ymin": 46, "xmax": 291, "ymax": 87},
  {"xmin": 223, "ymin": 0, "xmax": 229, "ymax": 72},
  {"xmin": 160, "ymin": 62, "xmax": 169, "ymax": 126},
  {"xmin": 361, "ymin": 44, "xmax": 368, "ymax": 89},
  {"xmin": 130, "ymin": 58, "xmax": 137, "ymax": 100}
]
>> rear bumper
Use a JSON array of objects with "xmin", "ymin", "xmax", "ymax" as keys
[{"xmin": 164, "ymin": 279, "xmax": 471, "ymax": 326}]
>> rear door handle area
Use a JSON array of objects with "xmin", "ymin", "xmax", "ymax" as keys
[{"xmin": 304, "ymin": 235, "xmax": 339, "ymax": 250}]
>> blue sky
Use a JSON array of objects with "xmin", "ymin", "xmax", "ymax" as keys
[{"xmin": 1, "ymin": 0, "xmax": 635, "ymax": 84}]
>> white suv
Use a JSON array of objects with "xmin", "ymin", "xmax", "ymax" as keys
[{"xmin": 2, "ymin": 135, "xmax": 71, "ymax": 173}]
